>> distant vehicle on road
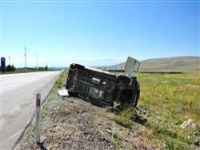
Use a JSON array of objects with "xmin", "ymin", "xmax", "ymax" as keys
[{"xmin": 66, "ymin": 57, "xmax": 140, "ymax": 108}]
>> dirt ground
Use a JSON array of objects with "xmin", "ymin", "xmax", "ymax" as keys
[{"xmin": 18, "ymin": 96, "xmax": 162, "ymax": 150}]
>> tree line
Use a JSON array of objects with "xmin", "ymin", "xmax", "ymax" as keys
[{"xmin": 4, "ymin": 65, "xmax": 48, "ymax": 72}]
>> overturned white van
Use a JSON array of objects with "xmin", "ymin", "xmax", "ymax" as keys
[{"xmin": 65, "ymin": 57, "xmax": 140, "ymax": 108}]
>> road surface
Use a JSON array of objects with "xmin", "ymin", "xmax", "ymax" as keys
[{"xmin": 0, "ymin": 71, "xmax": 61, "ymax": 150}]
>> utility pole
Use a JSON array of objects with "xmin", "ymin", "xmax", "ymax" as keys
[
  {"xmin": 24, "ymin": 47, "xmax": 27, "ymax": 69},
  {"xmin": 8, "ymin": 56, "xmax": 10, "ymax": 65},
  {"xmin": 36, "ymin": 54, "xmax": 38, "ymax": 69}
]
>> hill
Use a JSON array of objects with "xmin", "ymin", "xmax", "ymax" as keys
[{"xmin": 101, "ymin": 56, "xmax": 200, "ymax": 73}]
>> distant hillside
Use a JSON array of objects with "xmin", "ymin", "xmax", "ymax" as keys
[{"xmin": 100, "ymin": 56, "xmax": 200, "ymax": 73}]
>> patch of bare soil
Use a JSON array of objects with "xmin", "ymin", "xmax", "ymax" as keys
[{"xmin": 18, "ymin": 97, "xmax": 162, "ymax": 150}]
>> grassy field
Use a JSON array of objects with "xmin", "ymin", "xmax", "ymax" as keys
[
  {"xmin": 34, "ymin": 70, "xmax": 200, "ymax": 149},
  {"xmin": 113, "ymin": 73, "xmax": 200, "ymax": 149},
  {"xmin": 55, "ymin": 71, "xmax": 200, "ymax": 149}
]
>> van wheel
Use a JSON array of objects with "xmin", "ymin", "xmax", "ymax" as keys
[
  {"xmin": 131, "ymin": 80, "xmax": 140, "ymax": 107},
  {"xmin": 116, "ymin": 75, "xmax": 131, "ymax": 85}
]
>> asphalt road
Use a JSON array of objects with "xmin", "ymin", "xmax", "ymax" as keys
[{"xmin": 0, "ymin": 71, "xmax": 61, "ymax": 150}]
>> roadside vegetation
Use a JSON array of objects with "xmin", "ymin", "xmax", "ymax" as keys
[
  {"xmin": 19, "ymin": 70, "xmax": 199, "ymax": 150},
  {"xmin": 106, "ymin": 73, "xmax": 200, "ymax": 149},
  {"xmin": 16, "ymin": 66, "xmax": 49, "ymax": 72},
  {"xmin": 6, "ymin": 64, "xmax": 16, "ymax": 72},
  {"xmin": 0, "ymin": 66, "xmax": 49, "ymax": 74},
  {"xmin": 42, "ymin": 69, "xmax": 67, "ymax": 114},
  {"xmin": 41, "ymin": 71, "xmax": 200, "ymax": 149},
  {"xmin": 52, "ymin": 69, "xmax": 67, "ymax": 90}
]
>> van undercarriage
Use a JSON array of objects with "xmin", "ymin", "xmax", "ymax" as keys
[{"xmin": 66, "ymin": 63, "xmax": 140, "ymax": 108}]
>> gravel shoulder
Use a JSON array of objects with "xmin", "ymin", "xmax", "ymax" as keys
[{"xmin": 17, "ymin": 93, "xmax": 163, "ymax": 150}]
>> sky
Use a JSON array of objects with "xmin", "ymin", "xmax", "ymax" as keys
[{"xmin": 0, "ymin": 1, "xmax": 199, "ymax": 67}]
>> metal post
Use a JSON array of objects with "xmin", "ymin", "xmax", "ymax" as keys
[
  {"xmin": 35, "ymin": 93, "xmax": 41, "ymax": 144},
  {"xmin": 8, "ymin": 56, "xmax": 10, "ymax": 65},
  {"xmin": 24, "ymin": 47, "xmax": 27, "ymax": 69},
  {"xmin": 36, "ymin": 54, "xmax": 38, "ymax": 69}
]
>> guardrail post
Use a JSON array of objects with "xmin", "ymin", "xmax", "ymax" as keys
[{"xmin": 35, "ymin": 93, "xmax": 41, "ymax": 144}]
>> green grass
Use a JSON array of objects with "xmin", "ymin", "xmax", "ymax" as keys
[
  {"xmin": 41, "ymin": 70, "xmax": 68, "ymax": 116},
  {"xmin": 41, "ymin": 70, "xmax": 200, "ymax": 149},
  {"xmin": 139, "ymin": 73, "xmax": 200, "ymax": 124},
  {"xmin": 112, "ymin": 133, "xmax": 123, "ymax": 149},
  {"xmin": 137, "ymin": 73, "xmax": 200, "ymax": 149},
  {"xmin": 52, "ymin": 70, "xmax": 67, "ymax": 91},
  {"xmin": 106, "ymin": 73, "xmax": 200, "ymax": 149}
]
